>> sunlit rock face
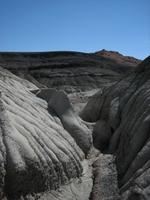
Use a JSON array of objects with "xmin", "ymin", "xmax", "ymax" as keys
[
  {"xmin": 95, "ymin": 49, "xmax": 140, "ymax": 66},
  {"xmin": 0, "ymin": 67, "xmax": 89, "ymax": 199},
  {"xmin": 36, "ymin": 88, "xmax": 92, "ymax": 155},
  {"xmin": 81, "ymin": 56, "xmax": 150, "ymax": 199}
]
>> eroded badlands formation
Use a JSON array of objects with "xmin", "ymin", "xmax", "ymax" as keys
[
  {"xmin": 81, "ymin": 55, "xmax": 150, "ymax": 199},
  {"xmin": 0, "ymin": 67, "xmax": 93, "ymax": 200},
  {"xmin": 0, "ymin": 50, "xmax": 140, "ymax": 113},
  {"xmin": 0, "ymin": 50, "xmax": 150, "ymax": 200}
]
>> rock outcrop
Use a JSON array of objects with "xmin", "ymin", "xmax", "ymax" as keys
[
  {"xmin": 36, "ymin": 88, "xmax": 92, "ymax": 155},
  {"xmin": 0, "ymin": 66, "xmax": 93, "ymax": 200},
  {"xmin": 81, "ymin": 56, "xmax": 150, "ymax": 199},
  {"xmin": 0, "ymin": 50, "xmax": 140, "ymax": 118}
]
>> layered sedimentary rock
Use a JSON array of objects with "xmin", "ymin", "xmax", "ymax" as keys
[
  {"xmin": 0, "ymin": 66, "xmax": 93, "ymax": 200},
  {"xmin": 0, "ymin": 50, "xmax": 140, "ymax": 118},
  {"xmin": 81, "ymin": 56, "xmax": 150, "ymax": 199},
  {"xmin": 0, "ymin": 51, "xmax": 140, "ymax": 93}
]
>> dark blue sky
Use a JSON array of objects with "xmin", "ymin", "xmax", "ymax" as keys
[{"xmin": 0, "ymin": 0, "xmax": 150, "ymax": 59}]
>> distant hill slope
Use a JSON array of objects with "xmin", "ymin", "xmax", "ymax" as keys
[
  {"xmin": 0, "ymin": 50, "xmax": 141, "ymax": 93},
  {"xmin": 95, "ymin": 49, "xmax": 140, "ymax": 66}
]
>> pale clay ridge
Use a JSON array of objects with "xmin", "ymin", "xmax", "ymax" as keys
[
  {"xmin": 0, "ymin": 67, "xmax": 94, "ymax": 199},
  {"xmin": 36, "ymin": 88, "xmax": 92, "ymax": 154}
]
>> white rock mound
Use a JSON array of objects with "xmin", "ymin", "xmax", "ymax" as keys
[
  {"xmin": 0, "ymin": 66, "xmax": 92, "ymax": 200},
  {"xmin": 37, "ymin": 88, "xmax": 92, "ymax": 155}
]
